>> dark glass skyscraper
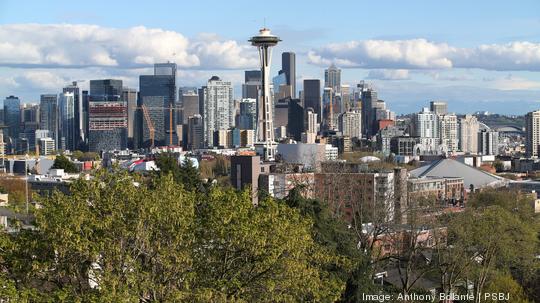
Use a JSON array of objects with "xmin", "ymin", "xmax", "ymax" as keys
[
  {"xmin": 138, "ymin": 63, "xmax": 177, "ymax": 147},
  {"xmin": 303, "ymin": 79, "xmax": 321, "ymax": 123},
  {"xmin": 39, "ymin": 94, "xmax": 58, "ymax": 145},
  {"xmin": 89, "ymin": 79, "xmax": 123, "ymax": 97},
  {"xmin": 3, "ymin": 96, "xmax": 21, "ymax": 151},
  {"xmin": 282, "ymin": 52, "xmax": 296, "ymax": 98},
  {"xmin": 242, "ymin": 70, "xmax": 261, "ymax": 100}
]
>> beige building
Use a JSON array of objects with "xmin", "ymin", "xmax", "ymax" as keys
[{"xmin": 459, "ymin": 114, "xmax": 479, "ymax": 153}]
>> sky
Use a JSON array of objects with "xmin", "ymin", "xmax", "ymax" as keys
[{"xmin": 1, "ymin": 0, "xmax": 540, "ymax": 114}]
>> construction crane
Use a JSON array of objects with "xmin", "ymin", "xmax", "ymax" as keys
[{"xmin": 137, "ymin": 105, "xmax": 176, "ymax": 148}]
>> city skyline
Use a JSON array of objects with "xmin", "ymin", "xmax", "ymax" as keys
[{"xmin": 1, "ymin": 0, "xmax": 540, "ymax": 114}]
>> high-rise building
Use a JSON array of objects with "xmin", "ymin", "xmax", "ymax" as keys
[
  {"xmin": 324, "ymin": 64, "xmax": 341, "ymax": 93},
  {"xmin": 413, "ymin": 107, "xmax": 440, "ymax": 151},
  {"xmin": 88, "ymin": 80, "xmax": 127, "ymax": 152},
  {"xmin": 322, "ymin": 87, "xmax": 335, "ymax": 131},
  {"xmin": 179, "ymin": 87, "xmax": 199, "ymax": 125},
  {"xmin": 139, "ymin": 63, "xmax": 177, "ymax": 147},
  {"xmin": 361, "ymin": 87, "xmax": 378, "ymax": 137},
  {"xmin": 430, "ymin": 101, "xmax": 448, "ymax": 115},
  {"xmin": 39, "ymin": 94, "xmax": 58, "ymax": 146},
  {"xmin": 340, "ymin": 84, "xmax": 351, "ymax": 112},
  {"xmin": 439, "ymin": 114, "xmax": 459, "ymax": 152},
  {"xmin": 282, "ymin": 52, "xmax": 296, "ymax": 98},
  {"xmin": 89, "ymin": 79, "xmax": 123, "ymax": 97},
  {"xmin": 201, "ymin": 76, "xmax": 234, "ymax": 147},
  {"xmin": 242, "ymin": 70, "xmax": 261, "ymax": 100},
  {"xmin": 3, "ymin": 96, "xmax": 21, "ymax": 145},
  {"xmin": 478, "ymin": 129, "xmax": 499, "ymax": 156},
  {"xmin": 187, "ymin": 114, "xmax": 203, "ymax": 150},
  {"xmin": 338, "ymin": 110, "xmax": 362, "ymax": 139},
  {"xmin": 63, "ymin": 81, "xmax": 84, "ymax": 148},
  {"xmin": 238, "ymin": 98, "xmax": 257, "ymax": 130},
  {"xmin": 39, "ymin": 137, "xmax": 55, "ymax": 155},
  {"xmin": 303, "ymin": 79, "xmax": 321, "ymax": 123},
  {"xmin": 526, "ymin": 110, "xmax": 540, "ymax": 157},
  {"xmin": 59, "ymin": 92, "xmax": 76, "ymax": 150},
  {"xmin": 287, "ymin": 99, "xmax": 304, "ymax": 141},
  {"xmin": 459, "ymin": 114, "xmax": 479, "ymax": 153},
  {"xmin": 122, "ymin": 87, "xmax": 137, "ymax": 146}
]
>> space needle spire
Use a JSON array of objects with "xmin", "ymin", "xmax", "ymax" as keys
[{"xmin": 249, "ymin": 28, "xmax": 281, "ymax": 161}]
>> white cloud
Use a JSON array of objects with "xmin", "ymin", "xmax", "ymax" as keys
[
  {"xmin": 0, "ymin": 24, "xmax": 258, "ymax": 69},
  {"xmin": 309, "ymin": 39, "xmax": 540, "ymax": 71},
  {"xmin": 367, "ymin": 69, "xmax": 410, "ymax": 80}
]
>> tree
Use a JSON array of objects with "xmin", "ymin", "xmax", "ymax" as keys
[
  {"xmin": 155, "ymin": 153, "xmax": 202, "ymax": 191},
  {"xmin": 0, "ymin": 170, "xmax": 345, "ymax": 301},
  {"xmin": 440, "ymin": 206, "xmax": 538, "ymax": 303},
  {"xmin": 284, "ymin": 187, "xmax": 375, "ymax": 302},
  {"xmin": 51, "ymin": 155, "xmax": 79, "ymax": 173}
]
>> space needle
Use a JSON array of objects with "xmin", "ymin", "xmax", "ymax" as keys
[{"xmin": 249, "ymin": 28, "xmax": 281, "ymax": 161}]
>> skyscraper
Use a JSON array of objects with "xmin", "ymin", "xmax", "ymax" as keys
[
  {"xmin": 324, "ymin": 64, "xmax": 341, "ymax": 93},
  {"xmin": 361, "ymin": 87, "xmax": 377, "ymax": 137},
  {"xmin": 282, "ymin": 52, "xmax": 296, "ymax": 98},
  {"xmin": 238, "ymin": 98, "xmax": 257, "ymax": 130},
  {"xmin": 526, "ymin": 110, "xmax": 540, "ymax": 157},
  {"xmin": 39, "ymin": 94, "xmax": 58, "ymax": 145},
  {"xmin": 303, "ymin": 79, "xmax": 322, "ymax": 123},
  {"xmin": 249, "ymin": 28, "xmax": 281, "ymax": 160},
  {"xmin": 478, "ymin": 129, "xmax": 499, "ymax": 156},
  {"xmin": 122, "ymin": 87, "xmax": 137, "ymax": 147},
  {"xmin": 430, "ymin": 101, "xmax": 448, "ymax": 115},
  {"xmin": 63, "ymin": 81, "xmax": 83, "ymax": 148},
  {"xmin": 338, "ymin": 110, "xmax": 362, "ymax": 139},
  {"xmin": 242, "ymin": 70, "xmax": 261, "ymax": 100},
  {"xmin": 459, "ymin": 114, "xmax": 479, "ymax": 153},
  {"xmin": 439, "ymin": 114, "xmax": 459, "ymax": 152},
  {"xmin": 287, "ymin": 99, "xmax": 304, "ymax": 141},
  {"xmin": 413, "ymin": 107, "xmax": 440, "ymax": 151},
  {"xmin": 139, "ymin": 63, "xmax": 177, "ymax": 147},
  {"xmin": 88, "ymin": 80, "xmax": 127, "ymax": 152},
  {"xmin": 179, "ymin": 88, "xmax": 199, "ymax": 124},
  {"xmin": 89, "ymin": 79, "xmax": 123, "ymax": 96},
  {"xmin": 3, "ymin": 96, "xmax": 21, "ymax": 145},
  {"xmin": 59, "ymin": 92, "xmax": 76, "ymax": 151},
  {"xmin": 201, "ymin": 76, "xmax": 234, "ymax": 147},
  {"xmin": 187, "ymin": 114, "xmax": 203, "ymax": 150}
]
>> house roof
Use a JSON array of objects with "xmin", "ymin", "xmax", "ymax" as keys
[{"xmin": 410, "ymin": 158, "xmax": 507, "ymax": 189}]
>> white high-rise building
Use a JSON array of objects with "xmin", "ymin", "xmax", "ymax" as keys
[
  {"xmin": 459, "ymin": 114, "xmax": 479, "ymax": 153},
  {"xmin": 413, "ymin": 108, "xmax": 439, "ymax": 138},
  {"xmin": 526, "ymin": 110, "xmax": 540, "ymax": 157},
  {"xmin": 338, "ymin": 110, "xmax": 362, "ymax": 139},
  {"xmin": 202, "ymin": 76, "xmax": 234, "ymax": 147},
  {"xmin": 413, "ymin": 108, "xmax": 440, "ymax": 152},
  {"xmin": 439, "ymin": 114, "xmax": 459, "ymax": 152}
]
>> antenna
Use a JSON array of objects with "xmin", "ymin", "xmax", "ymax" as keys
[{"xmin": 264, "ymin": 17, "xmax": 266, "ymax": 28}]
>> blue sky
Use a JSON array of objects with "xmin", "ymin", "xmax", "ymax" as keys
[{"xmin": 1, "ymin": 0, "xmax": 540, "ymax": 114}]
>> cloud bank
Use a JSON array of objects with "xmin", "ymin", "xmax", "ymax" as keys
[
  {"xmin": 0, "ymin": 24, "xmax": 258, "ymax": 69},
  {"xmin": 308, "ymin": 39, "xmax": 540, "ymax": 71}
]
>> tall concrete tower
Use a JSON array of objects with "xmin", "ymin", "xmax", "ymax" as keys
[{"xmin": 249, "ymin": 28, "xmax": 281, "ymax": 161}]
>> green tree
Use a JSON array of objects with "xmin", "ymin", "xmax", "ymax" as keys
[
  {"xmin": 0, "ymin": 170, "xmax": 345, "ymax": 301},
  {"xmin": 155, "ymin": 153, "xmax": 202, "ymax": 191},
  {"xmin": 440, "ymin": 206, "xmax": 538, "ymax": 303},
  {"xmin": 284, "ymin": 187, "xmax": 376, "ymax": 302},
  {"xmin": 51, "ymin": 154, "xmax": 79, "ymax": 173}
]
